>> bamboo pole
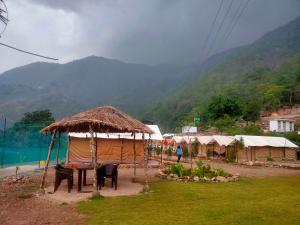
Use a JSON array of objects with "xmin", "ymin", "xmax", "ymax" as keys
[
  {"xmin": 40, "ymin": 131, "xmax": 56, "ymax": 193},
  {"xmin": 143, "ymin": 133, "xmax": 150, "ymax": 192},
  {"xmin": 89, "ymin": 126, "xmax": 99, "ymax": 196},
  {"xmin": 56, "ymin": 132, "xmax": 61, "ymax": 165},
  {"xmin": 133, "ymin": 132, "xmax": 136, "ymax": 182}
]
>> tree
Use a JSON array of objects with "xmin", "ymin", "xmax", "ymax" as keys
[
  {"xmin": 214, "ymin": 115, "xmax": 235, "ymax": 133},
  {"xmin": 243, "ymin": 101, "xmax": 261, "ymax": 124},
  {"xmin": 207, "ymin": 95, "xmax": 242, "ymax": 120}
]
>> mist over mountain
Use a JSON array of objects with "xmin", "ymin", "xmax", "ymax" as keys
[
  {"xmin": 0, "ymin": 56, "xmax": 201, "ymax": 125},
  {"xmin": 144, "ymin": 16, "xmax": 300, "ymax": 130}
]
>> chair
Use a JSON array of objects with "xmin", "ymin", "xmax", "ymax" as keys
[
  {"xmin": 97, "ymin": 164, "xmax": 119, "ymax": 190},
  {"xmin": 54, "ymin": 164, "xmax": 74, "ymax": 193}
]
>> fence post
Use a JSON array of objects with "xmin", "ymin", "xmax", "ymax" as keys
[{"xmin": 1, "ymin": 117, "xmax": 6, "ymax": 168}]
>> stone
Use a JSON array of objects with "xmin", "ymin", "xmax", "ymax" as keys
[
  {"xmin": 193, "ymin": 176, "xmax": 199, "ymax": 182},
  {"xmin": 248, "ymin": 161, "xmax": 254, "ymax": 166},
  {"xmin": 216, "ymin": 176, "xmax": 228, "ymax": 182},
  {"xmin": 166, "ymin": 175, "xmax": 172, "ymax": 180},
  {"xmin": 173, "ymin": 174, "xmax": 179, "ymax": 179}
]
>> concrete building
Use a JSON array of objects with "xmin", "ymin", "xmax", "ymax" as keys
[{"xmin": 269, "ymin": 119, "xmax": 295, "ymax": 132}]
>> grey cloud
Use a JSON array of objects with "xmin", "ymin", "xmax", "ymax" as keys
[{"xmin": 0, "ymin": 0, "xmax": 299, "ymax": 72}]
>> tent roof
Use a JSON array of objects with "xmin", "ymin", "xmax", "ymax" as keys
[
  {"xmin": 235, "ymin": 135, "xmax": 298, "ymax": 148},
  {"xmin": 41, "ymin": 106, "xmax": 152, "ymax": 134},
  {"xmin": 213, "ymin": 135, "xmax": 236, "ymax": 146},
  {"xmin": 68, "ymin": 125, "xmax": 163, "ymax": 141},
  {"xmin": 197, "ymin": 136, "xmax": 215, "ymax": 145},
  {"xmin": 172, "ymin": 136, "xmax": 186, "ymax": 144}
]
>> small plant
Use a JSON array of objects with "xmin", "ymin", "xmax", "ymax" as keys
[
  {"xmin": 166, "ymin": 147, "xmax": 173, "ymax": 159},
  {"xmin": 155, "ymin": 146, "xmax": 162, "ymax": 156},
  {"xmin": 191, "ymin": 138, "xmax": 199, "ymax": 158},
  {"xmin": 182, "ymin": 146, "xmax": 189, "ymax": 161},
  {"xmin": 267, "ymin": 156, "xmax": 273, "ymax": 162},
  {"xmin": 89, "ymin": 195, "xmax": 104, "ymax": 201},
  {"xmin": 18, "ymin": 193, "xmax": 32, "ymax": 200},
  {"xmin": 170, "ymin": 163, "xmax": 184, "ymax": 177}
]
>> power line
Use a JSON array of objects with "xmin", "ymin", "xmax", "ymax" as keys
[
  {"xmin": 224, "ymin": 0, "xmax": 251, "ymax": 42},
  {"xmin": 206, "ymin": 0, "xmax": 235, "ymax": 58},
  {"xmin": 0, "ymin": 42, "xmax": 59, "ymax": 61},
  {"xmin": 218, "ymin": 0, "xmax": 244, "ymax": 47},
  {"xmin": 200, "ymin": 0, "xmax": 224, "ymax": 62}
]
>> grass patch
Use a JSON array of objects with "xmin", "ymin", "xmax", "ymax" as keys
[
  {"xmin": 78, "ymin": 176, "xmax": 300, "ymax": 225},
  {"xmin": 88, "ymin": 195, "xmax": 105, "ymax": 201},
  {"xmin": 18, "ymin": 193, "xmax": 32, "ymax": 199}
]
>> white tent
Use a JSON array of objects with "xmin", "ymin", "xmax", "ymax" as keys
[
  {"xmin": 197, "ymin": 136, "xmax": 215, "ymax": 145},
  {"xmin": 213, "ymin": 135, "xmax": 236, "ymax": 147},
  {"xmin": 235, "ymin": 135, "xmax": 298, "ymax": 148},
  {"xmin": 69, "ymin": 125, "xmax": 163, "ymax": 141},
  {"xmin": 172, "ymin": 136, "xmax": 186, "ymax": 144}
]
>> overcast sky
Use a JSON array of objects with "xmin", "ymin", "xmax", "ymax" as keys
[{"xmin": 0, "ymin": 0, "xmax": 300, "ymax": 73}]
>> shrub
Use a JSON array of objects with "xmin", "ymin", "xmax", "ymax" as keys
[
  {"xmin": 166, "ymin": 147, "xmax": 173, "ymax": 157},
  {"xmin": 18, "ymin": 193, "xmax": 32, "ymax": 199},
  {"xmin": 170, "ymin": 163, "xmax": 184, "ymax": 177},
  {"xmin": 267, "ymin": 156, "xmax": 273, "ymax": 162},
  {"xmin": 155, "ymin": 146, "xmax": 162, "ymax": 156},
  {"xmin": 191, "ymin": 138, "xmax": 199, "ymax": 158},
  {"xmin": 182, "ymin": 146, "xmax": 189, "ymax": 160}
]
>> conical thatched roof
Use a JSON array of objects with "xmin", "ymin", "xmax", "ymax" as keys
[{"xmin": 41, "ymin": 106, "xmax": 153, "ymax": 134}]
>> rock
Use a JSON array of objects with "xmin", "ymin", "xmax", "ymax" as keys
[
  {"xmin": 170, "ymin": 173, "xmax": 175, "ymax": 178},
  {"xmin": 216, "ymin": 176, "xmax": 228, "ymax": 183},
  {"xmin": 232, "ymin": 175, "xmax": 239, "ymax": 181},
  {"xmin": 248, "ymin": 161, "xmax": 254, "ymax": 166},
  {"xmin": 161, "ymin": 174, "xmax": 167, "ymax": 179},
  {"xmin": 203, "ymin": 177, "xmax": 211, "ymax": 182},
  {"xmin": 193, "ymin": 176, "xmax": 199, "ymax": 182},
  {"xmin": 166, "ymin": 175, "xmax": 172, "ymax": 180},
  {"xmin": 173, "ymin": 174, "xmax": 179, "ymax": 179}
]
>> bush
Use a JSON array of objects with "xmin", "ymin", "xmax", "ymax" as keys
[
  {"xmin": 170, "ymin": 163, "xmax": 184, "ymax": 177},
  {"xmin": 166, "ymin": 147, "xmax": 173, "ymax": 157},
  {"xmin": 182, "ymin": 146, "xmax": 189, "ymax": 160},
  {"xmin": 267, "ymin": 156, "xmax": 273, "ymax": 162},
  {"xmin": 155, "ymin": 146, "xmax": 162, "ymax": 156}
]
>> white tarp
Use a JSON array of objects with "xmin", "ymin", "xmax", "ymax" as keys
[
  {"xmin": 213, "ymin": 135, "xmax": 236, "ymax": 146},
  {"xmin": 69, "ymin": 125, "xmax": 163, "ymax": 141},
  {"xmin": 235, "ymin": 135, "xmax": 298, "ymax": 148},
  {"xmin": 172, "ymin": 136, "xmax": 186, "ymax": 144},
  {"xmin": 197, "ymin": 136, "xmax": 215, "ymax": 145}
]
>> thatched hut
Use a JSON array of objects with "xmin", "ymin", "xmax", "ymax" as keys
[{"xmin": 40, "ymin": 106, "xmax": 153, "ymax": 195}]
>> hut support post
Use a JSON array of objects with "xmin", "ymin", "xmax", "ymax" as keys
[
  {"xmin": 56, "ymin": 132, "xmax": 61, "ymax": 165},
  {"xmin": 89, "ymin": 126, "xmax": 99, "ymax": 196},
  {"xmin": 143, "ymin": 134, "xmax": 150, "ymax": 192},
  {"xmin": 133, "ymin": 132, "xmax": 136, "ymax": 182},
  {"xmin": 40, "ymin": 131, "xmax": 56, "ymax": 193}
]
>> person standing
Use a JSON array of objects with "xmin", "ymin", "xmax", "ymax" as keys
[{"xmin": 176, "ymin": 145, "xmax": 182, "ymax": 162}]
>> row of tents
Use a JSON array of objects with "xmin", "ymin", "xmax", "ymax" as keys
[{"xmin": 163, "ymin": 135, "xmax": 299, "ymax": 161}]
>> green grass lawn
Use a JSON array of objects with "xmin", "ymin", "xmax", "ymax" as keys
[{"xmin": 78, "ymin": 177, "xmax": 300, "ymax": 225}]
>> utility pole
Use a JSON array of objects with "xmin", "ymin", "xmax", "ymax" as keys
[{"xmin": 1, "ymin": 117, "xmax": 6, "ymax": 168}]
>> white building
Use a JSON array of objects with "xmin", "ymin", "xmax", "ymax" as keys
[
  {"xmin": 182, "ymin": 126, "xmax": 197, "ymax": 134},
  {"xmin": 269, "ymin": 119, "xmax": 295, "ymax": 132}
]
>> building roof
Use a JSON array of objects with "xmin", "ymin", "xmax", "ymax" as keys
[
  {"xmin": 69, "ymin": 125, "xmax": 163, "ymax": 141},
  {"xmin": 235, "ymin": 135, "xmax": 298, "ymax": 148},
  {"xmin": 197, "ymin": 136, "xmax": 215, "ymax": 145},
  {"xmin": 42, "ymin": 106, "xmax": 153, "ymax": 134}
]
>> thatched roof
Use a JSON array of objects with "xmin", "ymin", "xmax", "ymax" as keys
[{"xmin": 41, "ymin": 106, "xmax": 153, "ymax": 134}]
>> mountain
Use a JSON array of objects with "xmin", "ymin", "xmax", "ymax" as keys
[
  {"xmin": 0, "ymin": 56, "xmax": 201, "ymax": 125},
  {"xmin": 144, "ymin": 16, "xmax": 300, "ymax": 131}
]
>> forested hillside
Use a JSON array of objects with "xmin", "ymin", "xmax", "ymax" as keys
[
  {"xmin": 145, "ymin": 16, "xmax": 300, "ymax": 131},
  {"xmin": 0, "ymin": 56, "xmax": 200, "ymax": 125}
]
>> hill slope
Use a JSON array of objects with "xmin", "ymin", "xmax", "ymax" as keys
[
  {"xmin": 145, "ymin": 16, "xmax": 300, "ymax": 131},
  {"xmin": 0, "ymin": 56, "xmax": 201, "ymax": 124}
]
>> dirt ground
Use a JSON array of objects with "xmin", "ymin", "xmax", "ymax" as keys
[
  {"xmin": 0, "ymin": 167, "xmax": 158, "ymax": 225},
  {"xmin": 1, "ymin": 162, "xmax": 300, "ymax": 225}
]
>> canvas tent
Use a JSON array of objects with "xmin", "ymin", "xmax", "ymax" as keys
[
  {"xmin": 235, "ymin": 135, "xmax": 298, "ymax": 161},
  {"xmin": 67, "ymin": 125, "xmax": 163, "ymax": 164}
]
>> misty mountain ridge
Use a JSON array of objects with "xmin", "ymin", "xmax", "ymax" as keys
[{"xmin": 1, "ymin": 15, "xmax": 300, "ymax": 127}]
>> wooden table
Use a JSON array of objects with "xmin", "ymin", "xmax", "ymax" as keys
[{"xmin": 66, "ymin": 163, "xmax": 94, "ymax": 192}]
